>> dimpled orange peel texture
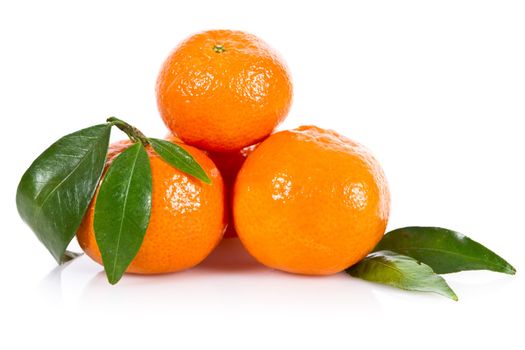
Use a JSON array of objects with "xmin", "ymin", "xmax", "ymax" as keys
[
  {"xmin": 166, "ymin": 133, "xmax": 255, "ymax": 238},
  {"xmin": 77, "ymin": 140, "xmax": 227, "ymax": 274},
  {"xmin": 156, "ymin": 30, "xmax": 293, "ymax": 152},
  {"xmin": 233, "ymin": 126, "xmax": 390, "ymax": 275}
]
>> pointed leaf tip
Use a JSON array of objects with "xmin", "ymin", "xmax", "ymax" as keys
[
  {"xmin": 374, "ymin": 227, "xmax": 516, "ymax": 275},
  {"xmin": 16, "ymin": 124, "xmax": 111, "ymax": 263},
  {"xmin": 347, "ymin": 250, "xmax": 458, "ymax": 301},
  {"xmin": 94, "ymin": 143, "xmax": 152, "ymax": 285}
]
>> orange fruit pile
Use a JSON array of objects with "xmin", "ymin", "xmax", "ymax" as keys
[{"xmin": 78, "ymin": 29, "xmax": 390, "ymax": 276}]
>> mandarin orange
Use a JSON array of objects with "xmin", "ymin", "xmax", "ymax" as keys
[
  {"xmin": 77, "ymin": 140, "xmax": 226, "ymax": 274},
  {"xmin": 233, "ymin": 126, "xmax": 390, "ymax": 275},
  {"xmin": 156, "ymin": 30, "xmax": 293, "ymax": 152}
]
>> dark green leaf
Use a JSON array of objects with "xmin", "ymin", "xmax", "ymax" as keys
[
  {"xmin": 374, "ymin": 227, "xmax": 516, "ymax": 275},
  {"xmin": 94, "ymin": 143, "xmax": 152, "ymax": 285},
  {"xmin": 347, "ymin": 250, "xmax": 458, "ymax": 301},
  {"xmin": 148, "ymin": 138, "xmax": 211, "ymax": 184},
  {"xmin": 16, "ymin": 124, "xmax": 111, "ymax": 263}
]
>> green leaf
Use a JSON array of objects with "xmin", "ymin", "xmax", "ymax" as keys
[
  {"xmin": 347, "ymin": 250, "xmax": 458, "ymax": 301},
  {"xmin": 148, "ymin": 138, "xmax": 211, "ymax": 184},
  {"xmin": 374, "ymin": 227, "xmax": 516, "ymax": 275},
  {"xmin": 16, "ymin": 124, "xmax": 111, "ymax": 263},
  {"xmin": 94, "ymin": 143, "xmax": 152, "ymax": 285}
]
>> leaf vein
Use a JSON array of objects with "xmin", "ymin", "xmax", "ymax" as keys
[
  {"xmin": 33, "ymin": 141, "xmax": 99, "ymax": 222},
  {"xmin": 392, "ymin": 246, "xmax": 505, "ymax": 268},
  {"xmin": 110, "ymin": 146, "xmax": 141, "ymax": 279}
]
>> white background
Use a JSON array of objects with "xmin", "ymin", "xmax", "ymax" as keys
[{"xmin": 1, "ymin": 1, "xmax": 524, "ymax": 349}]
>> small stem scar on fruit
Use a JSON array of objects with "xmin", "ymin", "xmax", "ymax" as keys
[
  {"xmin": 213, "ymin": 44, "xmax": 226, "ymax": 53},
  {"xmin": 107, "ymin": 117, "xmax": 149, "ymax": 146}
]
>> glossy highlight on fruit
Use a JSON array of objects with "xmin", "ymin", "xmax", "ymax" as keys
[
  {"xmin": 156, "ymin": 30, "xmax": 293, "ymax": 152},
  {"xmin": 233, "ymin": 126, "xmax": 390, "ymax": 275},
  {"xmin": 166, "ymin": 133, "xmax": 255, "ymax": 238},
  {"xmin": 77, "ymin": 140, "xmax": 227, "ymax": 274}
]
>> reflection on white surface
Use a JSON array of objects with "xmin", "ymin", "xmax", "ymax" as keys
[
  {"xmin": 37, "ymin": 239, "xmax": 383, "ymax": 313},
  {"xmin": 21, "ymin": 230, "xmax": 525, "ymax": 350},
  {"xmin": 32, "ymin": 236, "xmax": 521, "ymax": 350}
]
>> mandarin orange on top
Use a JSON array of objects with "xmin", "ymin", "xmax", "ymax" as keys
[
  {"xmin": 77, "ymin": 140, "xmax": 226, "ymax": 274},
  {"xmin": 233, "ymin": 126, "xmax": 390, "ymax": 275},
  {"xmin": 156, "ymin": 30, "xmax": 293, "ymax": 152}
]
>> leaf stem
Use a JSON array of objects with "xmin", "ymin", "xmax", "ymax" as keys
[{"xmin": 107, "ymin": 117, "xmax": 149, "ymax": 146}]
